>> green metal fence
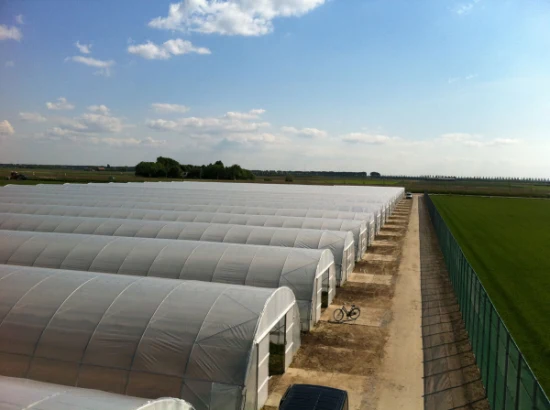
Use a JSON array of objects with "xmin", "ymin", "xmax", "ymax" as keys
[{"xmin": 424, "ymin": 193, "xmax": 550, "ymax": 410}]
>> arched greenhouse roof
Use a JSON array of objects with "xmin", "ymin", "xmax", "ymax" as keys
[
  {"xmin": 2, "ymin": 186, "xmax": 386, "ymax": 213},
  {"xmin": 36, "ymin": 183, "xmax": 401, "ymax": 205},
  {"xmin": 0, "ymin": 204, "xmax": 367, "ymax": 258},
  {"xmin": 0, "ymin": 192, "xmax": 375, "ymax": 223},
  {"xmin": 0, "ymin": 376, "xmax": 195, "ymax": 410},
  {"xmin": 0, "ymin": 265, "xmax": 298, "ymax": 410},
  {"xmin": 0, "ymin": 213, "xmax": 353, "ymax": 282},
  {"xmin": 0, "ymin": 230, "xmax": 334, "ymax": 329}
]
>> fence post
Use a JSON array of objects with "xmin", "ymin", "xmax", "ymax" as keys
[
  {"xmin": 515, "ymin": 353, "xmax": 522, "ymax": 410},
  {"xmin": 479, "ymin": 291, "xmax": 487, "ymax": 379},
  {"xmin": 492, "ymin": 322, "xmax": 500, "ymax": 407},
  {"xmin": 485, "ymin": 302, "xmax": 493, "ymax": 385},
  {"xmin": 503, "ymin": 335, "xmax": 511, "ymax": 409}
]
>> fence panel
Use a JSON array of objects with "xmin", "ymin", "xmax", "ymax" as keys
[{"xmin": 424, "ymin": 194, "xmax": 550, "ymax": 410}]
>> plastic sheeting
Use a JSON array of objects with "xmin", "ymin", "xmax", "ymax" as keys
[
  {"xmin": 0, "ymin": 265, "xmax": 301, "ymax": 410},
  {"xmin": 0, "ymin": 376, "xmax": 195, "ymax": 410},
  {"xmin": 0, "ymin": 230, "xmax": 334, "ymax": 330},
  {"xmin": 0, "ymin": 203, "xmax": 369, "ymax": 258},
  {"xmin": 31, "ymin": 184, "xmax": 400, "ymax": 213},
  {"xmin": 0, "ymin": 186, "xmax": 386, "ymax": 214},
  {"xmin": 0, "ymin": 193, "xmax": 376, "ymax": 241},
  {"xmin": 0, "ymin": 213, "xmax": 353, "ymax": 285}
]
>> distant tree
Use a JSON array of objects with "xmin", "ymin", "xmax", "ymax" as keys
[
  {"xmin": 370, "ymin": 171, "xmax": 381, "ymax": 178},
  {"xmin": 138, "ymin": 158, "xmax": 253, "ymax": 180},
  {"xmin": 106, "ymin": 164, "xmax": 111, "ymax": 169}
]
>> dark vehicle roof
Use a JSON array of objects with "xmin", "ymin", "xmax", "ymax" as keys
[{"xmin": 279, "ymin": 384, "xmax": 348, "ymax": 410}]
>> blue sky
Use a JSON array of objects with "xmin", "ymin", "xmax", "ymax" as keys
[{"xmin": 1, "ymin": 0, "xmax": 550, "ymax": 176}]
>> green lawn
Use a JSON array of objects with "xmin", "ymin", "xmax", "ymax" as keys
[{"xmin": 432, "ymin": 195, "xmax": 550, "ymax": 393}]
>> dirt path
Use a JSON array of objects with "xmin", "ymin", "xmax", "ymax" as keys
[
  {"xmin": 375, "ymin": 195, "xmax": 423, "ymax": 410},
  {"xmin": 418, "ymin": 197, "xmax": 489, "ymax": 410},
  {"xmin": 264, "ymin": 199, "xmax": 413, "ymax": 410}
]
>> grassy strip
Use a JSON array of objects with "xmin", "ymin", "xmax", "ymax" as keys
[{"xmin": 432, "ymin": 195, "xmax": 550, "ymax": 394}]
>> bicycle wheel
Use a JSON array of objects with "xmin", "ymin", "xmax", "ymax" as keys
[
  {"xmin": 333, "ymin": 308, "xmax": 345, "ymax": 322},
  {"xmin": 349, "ymin": 307, "xmax": 361, "ymax": 320}
]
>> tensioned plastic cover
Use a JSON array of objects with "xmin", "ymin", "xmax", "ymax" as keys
[
  {"xmin": 0, "ymin": 376, "xmax": 195, "ymax": 410},
  {"xmin": 0, "ymin": 187, "xmax": 385, "ymax": 214},
  {"xmin": 0, "ymin": 202, "xmax": 367, "ymax": 257},
  {"xmin": 0, "ymin": 230, "xmax": 333, "ymax": 328},
  {"xmin": 0, "ymin": 212, "xmax": 351, "ymax": 281},
  {"xmin": 0, "ymin": 192, "xmax": 375, "ymax": 223},
  {"xmin": 25, "ymin": 184, "xmax": 399, "ymax": 206},
  {"xmin": 0, "ymin": 265, "xmax": 298, "ymax": 410}
]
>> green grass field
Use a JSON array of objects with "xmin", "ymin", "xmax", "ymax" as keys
[
  {"xmin": 432, "ymin": 195, "xmax": 550, "ymax": 393},
  {"xmin": 2, "ymin": 168, "xmax": 550, "ymax": 197}
]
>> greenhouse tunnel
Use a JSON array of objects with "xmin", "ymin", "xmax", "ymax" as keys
[
  {"xmin": 0, "ymin": 230, "xmax": 335, "ymax": 331},
  {"xmin": 0, "ymin": 213, "xmax": 354, "ymax": 285},
  {"xmin": 0, "ymin": 376, "xmax": 195, "ymax": 410},
  {"xmin": 0, "ymin": 265, "xmax": 301, "ymax": 410},
  {"xmin": 0, "ymin": 192, "xmax": 376, "ymax": 246},
  {"xmin": 0, "ymin": 203, "xmax": 369, "ymax": 260}
]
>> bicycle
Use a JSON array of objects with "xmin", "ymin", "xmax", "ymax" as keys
[{"xmin": 332, "ymin": 303, "xmax": 361, "ymax": 322}]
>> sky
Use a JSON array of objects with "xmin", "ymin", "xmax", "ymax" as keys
[{"xmin": 1, "ymin": 0, "xmax": 550, "ymax": 177}]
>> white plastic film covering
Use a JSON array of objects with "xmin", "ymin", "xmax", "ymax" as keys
[
  {"xmin": 0, "ymin": 193, "xmax": 375, "ymax": 233},
  {"xmin": 0, "ymin": 212, "xmax": 352, "ymax": 283},
  {"xmin": 0, "ymin": 203, "xmax": 368, "ymax": 258},
  {"xmin": 0, "ymin": 230, "xmax": 333, "ymax": 330},
  {"xmin": 0, "ymin": 186, "xmax": 386, "ymax": 215},
  {"xmin": 0, "ymin": 376, "xmax": 195, "ymax": 410},
  {"xmin": 0, "ymin": 265, "xmax": 299, "ymax": 410}
]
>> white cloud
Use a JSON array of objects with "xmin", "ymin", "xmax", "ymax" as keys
[
  {"xmin": 92, "ymin": 136, "xmax": 167, "ymax": 147},
  {"xmin": 146, "ymin": 107, "xmax": 282, "ymax": 146},
  {"xmin": 224, "ymin": 132, "xmax": 289, "ymax": 144},
  {"xmin": 151, "ymin": 103, "xmax": 190, "ymax": 114},
  {"xmin": 146, "ymin": 119, "xmax": 180, "ymax": 131},
  {"xmin": 0, "ymin": 120, "xmax": 15, "ymax": 136},
  {"xmin": 341, "ymin": 133, "xmax": 399, "ymax": 144},
  {"xmin": 146, "ymin": 115, "xmax": 269, "ymax": 133},
  {"xmin": 128, "ymin": 39, "xmax": 211, "ymax": 60},
  {"xmin": 19, "ymin": 112, "xmax": 47, "ymax": 123},
  {"xmin": 45, "ymin": 127, "xmax": 75, "ymax": 138},
  {"xmin": 46, "ymin": 97, "xmax": 75, "ymax": 111},
  {"xmin": 452, "ymin": 0, "xmax": 480, "ymax": 15},
  {"xmin": 88, "ymin": 105, "xmax": 110, "ymax": 115},
  {"xmin": 440, "ymin": 132, "xmax": 481, "ymax": 142},
  {"xmin": 50, "ymin": 134, "xmax": 167, "ymax": 148},
  {"xmin": 148, "ymin": 0, "xmax": 326, "ymax": 36},
  {"xmin": 78, "ymin": 113, "xmax": 123, "ymax": 133},
  {"xmin": 65, "ymin": 55, "xmax": 114, "ymax": 76},
  {"xmin": 448, "ymin": 74, "xmax": 478, "ymax": 84},
  {"xmin": 75, "ymin": 41, "xmax": 92, "ymax": 54},
  {"xmin": 15, "ymin": 15, "xmax": 24, "ymax": 25},
  {"xmin": 45, "ymin": 107, "xmax": 128, "ymax": 137},
  {"xmin": 453, "ymin": 3, "xmax": 474, "ymax": 15},
  {"xmin": 0, "ymin": 25, "xmax": 22, "ymax": 41},
  {"xmin": 491, "ymin": 138, "xmax": 521, "ymax": 146},
  {"xmin": 224, "ymin": 109, "xmax": 266, "ymax": 120},
  {"xmin": 439, "ymin": 133, "xmax": 521, "ymax": 147},
  {"xmin": 5, "ymin": 61, "xmax": 14, "ymax": 68},
  {"xmin": 281, "ymin": 126, "xmax": 327, "ymax": 138}
]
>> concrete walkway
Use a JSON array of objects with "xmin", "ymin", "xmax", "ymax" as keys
[{"xmin": 375, "ymin": 196, "xmax": 423, "ymax": 410}]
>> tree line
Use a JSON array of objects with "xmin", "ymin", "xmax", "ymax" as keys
[{"xmin": 135, "ymin": 157, "xmax": 255, "ymax": 180}]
